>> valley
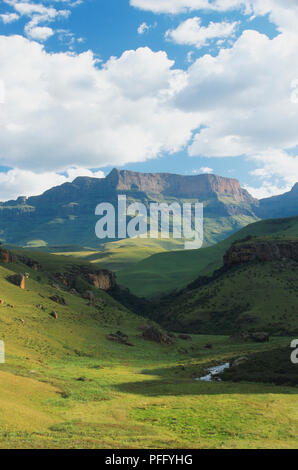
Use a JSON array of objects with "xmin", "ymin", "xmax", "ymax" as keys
[
  {"xmin": 0, "ymin": 170, "xmax": 297, "ymax": 449},
  {"xmin": 0, "ymin": 249, "xmax": 296, "ymax": 448}
]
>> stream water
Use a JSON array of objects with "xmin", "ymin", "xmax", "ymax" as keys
[{"xmin": 195, "ymin": 362, "xmax": 230, "ymax": 382}]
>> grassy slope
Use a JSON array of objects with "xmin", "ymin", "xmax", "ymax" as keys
[
  {"xmin": 0, "ymin": 255, "xmax": 297, "ymax": 448},
  {"xmin": 156, "ymin": 260, "xmax": 298, "ymax": 335},
  {"xmin": 21, "ymin": 214, "xmax": 257, "ymax": 273},
  {"xmin": 221, "ymin": 347, "xmax": 298, "ymax": 386},
  {"xmin": 52, "ymin": 237, "xmax": 185, "ymax": 272},
  {"xmin": 118, "ymin": 216, "xmax": 298, "ymax": 297}
]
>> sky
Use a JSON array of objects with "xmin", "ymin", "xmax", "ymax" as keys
[{"xmin": 0, "ymin": 0, "xmax": 298, "ymax": 201}]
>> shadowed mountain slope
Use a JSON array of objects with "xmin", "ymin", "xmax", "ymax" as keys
[
  {"xmin": 0, "ymin": 169, "xmax": 259, "ymax": 248},
  {"xmin": 118, "ymin": 216, "xmax": 298, "ymax": 297}
]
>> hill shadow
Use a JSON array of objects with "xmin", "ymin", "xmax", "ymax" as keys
[{"xmin": 115, "ymin": 364, "xmax": 298, "ymax": 397}]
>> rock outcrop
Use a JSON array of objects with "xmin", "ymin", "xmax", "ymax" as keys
[
  {"xmin": 224, "ymin": 241, "xmax": 298, "ymax": 267},
  {"xmin": 142, "ymin": 326, "xmax": 174, "ymax": 345},
  {"xmin": 53, "ymin": 268, "xmax": 116, "ymax": 292},
  {"xmin": 7, "ymin": 274, "xmax": 25, "ymax": 289},
  {"xmin": 17, "ymin": 256, "xmax": 40, "ymax": 271},
  {"xmin": 49, "ymin": 295, "xmax": 66, "ymax": 305},
  {"xmin": 107, "ymin": 331, "xmax": 133, "ymax": 346},
  {"xmin": 0, "ymin": 248, "xmax": 40, "ymax": 270},
  {"xmin": 178, "ymin": 334, "xmax": 192, "ymax": 341},
  {"xmin": 232, "ymin": 357, "xmax": 249, "ymax": 368},
  {"xmin": 233, "ymin": 331, "xmax": 270, "ymax": 343},
  {"xmin": 0, "ymin": 249, "xmax": 16, "ymax": 263},
  {"xmin": 86, "ymin": 271, "xmax": 115, "ymax": 290}
]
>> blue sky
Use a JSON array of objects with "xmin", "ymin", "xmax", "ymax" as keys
[{"xmin": 0, "ymin": 0, "xmax": 297, "ymax": 200}]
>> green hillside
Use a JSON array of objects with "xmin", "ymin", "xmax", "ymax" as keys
[
  {"xmin": 50, "ymin": 237, "xmax": 185, "ymax": 271},
  {"xmin": 0, "ymin": 252, "xmax": 297, "ymax": 448},
  {"xmin": 118, "ymin": 216, "xmax": 298, "ymax": 297},
  {"xmin": 6, "ymin": 213, "xmax": 258, "ymax": 272},
  {"xmin": 155, "ymin": 257, "xmax": 298, "ymax": 335}
]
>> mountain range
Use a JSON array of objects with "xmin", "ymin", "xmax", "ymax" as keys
[{"xmin": 0, "ymin": 169, "xmax": 297, "ymax": 252}]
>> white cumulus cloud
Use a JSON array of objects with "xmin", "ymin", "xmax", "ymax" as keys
[
  {"xmin": 0, "ymin": 37, "xmax": 199, "ymax": 174},
  {"xmin": 0, "ymin": 12, "xmax": 19, "ymax": 23},
  {"xmin": 166, "ymin": 17, "xmax": 238, "ymax": 49},
  {"xmin": 130, "ymin": 0, "xmax": 298, "ymax": 34},
  {"xmin": 138, "ymin": 22, "xmax": 150, "ymax": 34},
  {"xmin": 130, "ymin": 0, "xmax": 250, "ymax": 15},
  {"xmin": 0, "ymin": 167, "xmax": 104, "ymax": 201},
  {"xmin": 3, "ymin": 0, "xmax": 73, "ymax": 42}
]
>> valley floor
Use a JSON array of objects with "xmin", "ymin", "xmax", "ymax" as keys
[{"xmin": 0, "ymin": 334, "xmax": 297, "ymax": 449}]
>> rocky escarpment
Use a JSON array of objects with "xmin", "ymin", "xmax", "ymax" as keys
[
  {"xmin": 86, "ymin": 271, "xmax": 115, "ymax": 290},
  {"xmin": 0, "ymin": 248, "xmax": 14, "ymax": 263},
  {"xmin": 0, "ymin": 169, "xmax": 256, "ymax": 218},
  {"xmin": 107, "ymin": 168, "xmax": 256, "ymax": 203},
  {"xmin": 0, "ymin": 248, "xmax": 40, "ymax": 271},
  {"xmin": 53, "ymin": 268, "xmax": 116, "ymax": 292},
  {"xmin": 224, "ymin": 240, "xmax": 298, "ymax": 267},
  {"xmin": 0, "ymin": 247, "xmax": 115, "ymax": 291}
]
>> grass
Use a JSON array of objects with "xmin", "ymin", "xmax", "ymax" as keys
[
  {"xmin": 53, "ymin": 237, "xmax": 185, "ymax": 271},
  {"xmin": 221, "ymin": 347, "xmax": 298, "ymax": 386},
  {"xmin": 118, "ymin": 216, "xmax": 298, "ymax": 297},
  {"xmin": 155, "ymin": 259, "xmax": 298, "ymax": 335},
  {"xmin": 19, "ymin": 214, "xmax": 258, "ymax": 274},
  {"xmin": 0, "ymin": 253, "xmax": 297, "ymax": 448}
]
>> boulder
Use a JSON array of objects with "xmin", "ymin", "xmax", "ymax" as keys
[
  {"xmin": 232, "ymin": 331, "xmax": 269, "ymax": 342},
  {"xmin": 82, "ymin": 290, "xmax": 96, "ymax": 302},
  {"xmin": 178, "ymin": 334, "xmax": 192, "ymax": 341},
  {"xmin": 167, "ymin": 332, "xmax": 176, "ymax": 338},
  {"xmin": 49, "ymin": 295, "xmax": 66, "ymax": 305},
  {"xmin": 138, "ymin": 324, "xmax": 150, "ymax": 331},
  {"xmin": 251, "ymin": 332, "xmax": 269, "ymax": 343},
  {"xmin": 116, "ymin": 330, "xmax": 129, "ymax": 341},
  {"xmin": 142, "ymin": 326, "xmax": 173, "ymax": 345},
  {"xmin": 107, "ymin": 331, "xmax": 133, "ymax": 346},
  {"xmin": 50, "ymin": 311, "xmax": 58, "ymax": 320},
  {"xmin": 232, "ymin": 357, "xmax": 249, "ymax": 368},
  {"xmin": 7, "ymin": 274, "xmax": 25, "ymax": 289}
]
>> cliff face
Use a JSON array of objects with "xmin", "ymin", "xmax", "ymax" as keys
[
  {"xmin": 0, "ymin": 248, "xmax": 40, "ymax": 270},
  {"xmin": 53, "ymin": 269, "xmax": 116, "ymax": 291},
  {"xmin": 224, "ymin": 240, "xmax": 298, "ymax": 267},
  {"xmin": 86, "ymin": 271, "xmax": 116, "ymax": 290},
  {"xmin": 0, "ymin": 248, "xmax": 115, "ymax": 291},
  {"xmin": 0, "ymin": 249, "xmax": 13, "ymax": 263},
  {"xmin": 106, "ymin": 169, "xmax": 255, "ymax": 203}
]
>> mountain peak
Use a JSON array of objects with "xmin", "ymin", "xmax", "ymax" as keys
[{"xmin": 105, "ymin": 168, "xmax": 253, "ymax": 203}]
